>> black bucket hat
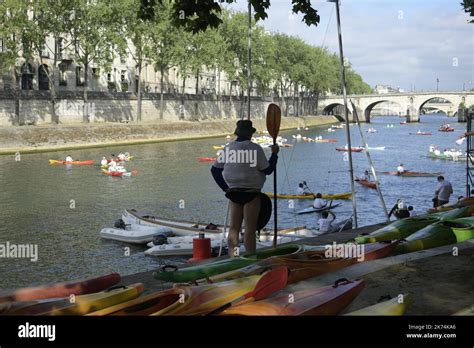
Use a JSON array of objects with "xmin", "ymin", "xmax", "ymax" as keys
[{"xmin": 234, "ymin": 120, "xmax": 256, "ymax": 138}]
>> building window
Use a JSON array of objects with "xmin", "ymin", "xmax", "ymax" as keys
[
  {"xmin": 92, "ymin": 67, "xmax": 100, "ymax": 78},
  {"xmin": 55, "ymin": 37, "xmax": 63, "ymax": 60},
  {"xmin": 41, "ymin": 44, "xmax": 49, "ymax": 58},
  {"xmin": 76, "ymin": 66, "xmax": 84, "ymax": 86},
  {"xmin": 59, "ymin": 63, "xmax": 67, "ymax": 86},
  {"xmin": 38, "ymin": 64, "xmax": 49, "ymax": 90},
  {"xmin": 21, "ymin": 63, "xmax": 34, "ymax": 90}
]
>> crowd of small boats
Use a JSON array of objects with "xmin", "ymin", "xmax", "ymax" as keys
[{"xmin": 49, "ymin": 153, "xmax": 137, "ymax": 177}]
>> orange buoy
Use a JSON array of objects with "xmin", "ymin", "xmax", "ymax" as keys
[{"xmin": 188, "ymin": 233, "xmax": 212, "ymax": 263}]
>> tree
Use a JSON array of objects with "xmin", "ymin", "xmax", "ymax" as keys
[
  {"xmin": 462, "ymin": 0, "xmax": 474, "ymax": 22},
  {"xmin": 154, "ymin": 0, "xmax": 320, "ymax": 33},
  {"xmin": 65, "ymin": 0, "xmax": 123, "ymax": 122}
]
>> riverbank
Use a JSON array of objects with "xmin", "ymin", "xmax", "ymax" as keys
[{"xmin": 0, "ymin": 115, "xmax": 337, "ymax": 155}]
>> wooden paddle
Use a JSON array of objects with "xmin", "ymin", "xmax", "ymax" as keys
[
  {"xmin": 266, "ymin": 103, "xmax": 282, "ymax": 248},
  {"xmin": 205, "ymin": 266, "xmax": 288, "ymax": 316}
]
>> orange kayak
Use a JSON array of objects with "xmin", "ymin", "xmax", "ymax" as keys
[
  {"xmin": 204, "ymin": 242, "xmax": 398, "ymax": 285},
  {"xmin": 221, "ymin": 279, "xmax": 365, "ymax": 315},
  {"xmin": 0, "ymin": 273, "xmax": 121, "ymax": 304},
  {"xmin": 355, "ymin": 178, "xmax": 377, "ymax": 189},
  {"xmin": 49, "ymin": 160, "xmax": 94, "ymax": 165},
  {"xmin": 197, "ymin": 157, "xmax": 216, "ymax": 162}
]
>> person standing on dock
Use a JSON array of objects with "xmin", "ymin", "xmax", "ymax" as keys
[
  {"xmin": 433, "ymin": 176, "xmax": 453, "ymax": 207},
  {"xmin": 211, "ymin": 120, "xmax": 279, "ymax": 256}
]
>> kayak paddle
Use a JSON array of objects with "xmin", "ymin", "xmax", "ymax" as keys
[
  {"xmin": 205, "ymin": 266, "xmax": 288, "ymax": 316},
  {"xmin": 266, "ymin": 103, "xmax": 281, "ymax": 248}
]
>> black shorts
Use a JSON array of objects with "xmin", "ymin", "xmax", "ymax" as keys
[{"xmin": 225, "ymin": 191, "xmax": 259, "ymax": 205}]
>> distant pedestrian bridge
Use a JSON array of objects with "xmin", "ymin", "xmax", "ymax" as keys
[{"xmin": 319, "ymin": 92, "xmax": 474, "ymax": 122}]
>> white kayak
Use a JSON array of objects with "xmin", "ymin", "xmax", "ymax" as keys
[
  {"xmin": 100, "ymin": 224, "xmax": 173, "ymax": 244},
  {"xmin": 296, "ymin": 202, "xmax": 342, "ymax": 215},
  {"xmin": 367, "ymin": 146, "xmax": 386, "ymax": 151},
  {"xmin": 122, "ymin": 209, "xmax": 224, "ymax": 236}
]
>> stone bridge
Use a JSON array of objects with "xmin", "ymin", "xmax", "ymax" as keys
[{"xmin": 319, "ymin": 92, "xmax": 474, "ymax": 122}]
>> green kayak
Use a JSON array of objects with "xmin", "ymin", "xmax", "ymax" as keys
[
  {"xmin": 427, "ymin": 151, "xmax": 466, "ymax": 161},
  {"xmin": 154, "ymin": 244, "xmax": 304, "ymax": 283},
  {"xmin": 450, "ymin": 217, "xmax": 474, "ymax": 243},
  {"xmin": 396, "ymin": 216, "xmax": 474, "ymax": 254},
  {"xmin": 355, "ymin": 207, "xmax": 473, "ymax": 244}
]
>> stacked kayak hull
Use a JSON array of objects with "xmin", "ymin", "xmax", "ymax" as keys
[
  {"xmin": 220, "ymin": 279, "xmax": 364, "ymax": 316},
  {"xmin": 345, "ymin": 294, "xmax": 411, "ymax": 315},
  {"xmin": 154, "ymin": 244, "xmax": 304, "ymax": 283},
  {"xmin": 265, "ymin": 192, "xmax": 352, "ymax": 200},
  {"xmin": 355, "ymin": 207, "xmax": 473, "ymax": 244},
  {"xmin": 1, "ymin": 283, "xmax": 144, "ymax": 315},
  {"xmin": 0, "ymin": 273, "xmax": 120, "ymax": 304},
  {"xmin": 449, "ymin": 217, "xmax": 474, "ymax": 243},
  {"xmin": 202, "ymin": 242, "xmax": 398, "ymax": 285}
]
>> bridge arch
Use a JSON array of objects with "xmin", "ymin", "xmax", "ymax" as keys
[
  {"xmin": 364, "ymin": 100, "xmax": 403, "ymax": 122},
  {"xmin": 322, "ymin": 103, "xmax": 350, "ymax": 122},
  {"xmin": 418, "ymin": 97, "xmax": 454, "ymax": 116}
]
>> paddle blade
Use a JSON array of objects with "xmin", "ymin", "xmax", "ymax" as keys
[
  {"xmin": 244, "ymin": 266, "xmax": 288, "ymax": 301},
  {"xmin": 266, "ymin": 103, "xmax": 282, "ymax": 139}
]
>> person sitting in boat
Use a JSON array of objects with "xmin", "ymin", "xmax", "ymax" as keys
[
  {"xmin": 388, "ymin": 199, "xmax": 409, "ymax": 219},
  {"xmin": 318, "ymin": 211, "xmax": 336, "ymax": 234},
  {"xmin": 313, "ymin": 193, "xmax": 327, "ymax": 209},
  {"xmin": 429, "ymin": 145, "xmax": 435, "ymax": 153},
  {"xmin": 108, "ymin": 159, "xmax": 118, "ymax": 172},
  {"xmin": 65, "ymin": 155, "xmax": 73, "ymax": 162},
  {"xmin": 117, "ymin": 153, "xmax": 126, "ymax": 161},
  {"xmin": 361, "ymin": 170, "xmax": 371, "ymax": 181},
  {"xmin": 100, "ymin": 156, "xmax": 108, "ymax": 166},
  {"xmin": 397, "ymin": 164, "xmax": 405, "ymax": 174},
  {"xmin": 211, "ymin": 119, "xmax": 279, "ymax": 256},
  {"xmin": 296, "ymin": 183, "xmax": 311, "ymax": 196}
]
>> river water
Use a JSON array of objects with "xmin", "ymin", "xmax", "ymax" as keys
[{"xmin": 0, "ymin": 114, "xmax": 466, "ymax": 288}]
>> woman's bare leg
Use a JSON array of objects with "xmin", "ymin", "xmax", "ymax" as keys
[
  {"xmin": 243, "ymin": 195, "xmax": 261, "ymax": 255},
  {"xmin": 228, "ymin": 201, "xmax": 243, "ymax": 257}
]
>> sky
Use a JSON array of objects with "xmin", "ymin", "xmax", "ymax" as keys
[{"xmin": 225, "ymin": 0, "xmax": 474, "ymax": 92}]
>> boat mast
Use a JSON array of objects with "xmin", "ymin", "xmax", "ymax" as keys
[
  {"xmin": 332, "ymin": 0, "xmax": 358, "ymax": 228},
  {"xmin": 247, "ymin": 0, "xmax": 252, "ymax": 120}
]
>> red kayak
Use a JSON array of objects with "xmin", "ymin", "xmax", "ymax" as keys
[
  {"xmin": 49, "ymin": 160, "xmax": 94, "ymax": 165},
  {"xmin": 439, "ymin": 128, "xmax": 454, "ymax": 132},
  {"xmin": 197, "ymin": 157, "xmax": 217, "ymax": 162},
  {"xmin": 336, "ymin": 147, "xmax": 363, "ymax": 152},
  {"xmin": 0, "ymin": 273, "xmax": 121, "ymax": 304},
  {"xmin": 379, "ymin": 171, "xmax": 442, "ymax": 177},
  {"xmin": 102, "ymin": 169, "xmax": 137, "ymax": 177},
  {"xmin": 221, "ymin": 279, "xmax": 365, "ymax": 316},
  {"xmin": 355, "ymin": 178, "xmax": 377, "ymax": 189}
]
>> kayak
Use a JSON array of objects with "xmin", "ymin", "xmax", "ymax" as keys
[
  {"xmin": 212, "ymin": 146, "xmax": 224, "ymax": 150},
  {"xmin": 220, "ymin": 279, "xmax": 365, "ymax": 316},
  {"xmin": 439, "ymin": 127, "xmax": 454, "ymax": 132},
  {"xmin": 202, "ymin": 242, "xmax": 398, "ymax": 285},
  {"xmin": 335, "ymin": 147, "xmax": 364, "ymax": 152},
  {"xmin": 427, "ymin": 197, "xmax": 474, "ymax": 213},
  {"xmin": 100, "ymin": 225, "xmax": 173, "ymax": 244},
  {"xmin": 355, "ymin": 178, "xmax": 377, "ymax": 189},
  {"xmin": 315, "ymin": 217, "xmax": 353, "ymax": 234},
  {"xmin": 265, "ymin": 192, "xmax": 352, "ymax": 200},
  {"xmin": 49, "ymin": 159, "xmax": 94, "ymax": 165},
  {"xmin": 367, "ymin": 146, "xmax": 385, "ymax": 150},
  {"xmin": 1, "ymin": 283, "xmax": 144, "ymax": 316},
  {"xmin": 296, "ymin": 202, "xmax": 342, "ymax": 215},
  {"xmin": 412, "ymin": 132, "xmax": 432, "ymax": 136},
  {"xmin": 355, "ymin": 206, "xmax": 474, "ymax": 244},
  {"xmin": 345, "ymin": 294, "xmax": 411, "ymax": 315},
  {"xmin": 450, "ymin": 217, "xmax": 474, "ymax": 243},
  {"xmin": 145, "ymin": 240, "xmax": 223, "ymax": 256},
  {"xmin": 101, "ymin": 169, "xmax": 137, "ymax": 177},
  {"xmin": 394, "ymin": 217, "xmax": 473, "ymax": 254},
  {"xmin": 122, "ymin": 209, "xmax": 225, "ymax": 236},
  {"xmin": 428, "ymin": 151, "xmax": 466, "ymax": 161},
  {"xmin": 197, "ymin": 157, "xmax": 216, "ymax": 162},
  {"xmin": 378, "ymin": 171, "xmax": 442, "ymax": 177},
  {"xmin": 153, "ymin": 244, "xmax": 304, "ymax": 283},
  {"xmin": 0, "ymin": 273, "xmax": 120, "ymax": 304},
  {"xmin": 315, "ymin": 139, "xmax": 337, "ymax": 143}
]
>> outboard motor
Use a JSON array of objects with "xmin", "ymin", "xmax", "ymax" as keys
[
  {"xmin": 153, "ymin": 234, "xmax": 168, "ymax": 246},
  {"xmin": 114, "ymin": 219, "xmax": 127, "ymax": 229}
]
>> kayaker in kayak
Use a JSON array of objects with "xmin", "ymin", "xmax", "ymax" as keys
[
  {"xmin": 396, "ymin": 164, "xmax": 405, "ymax": 174},
  {"xmin": 388, "ymin": 199, "xmax": 410, "ymax": 219},
  {"xmin": 65, "ymin": 155, "xmax": 73, "ymax": 162},
  {"xmin": 211, "ymin": 120, "xmax": 279, "ymax": 256},
  {"xmin": 118, "ymin": 153, "xmax": 126, "ymax": 161},
  {"xmin": 361, "ymin": 170, "xmax": 371, "ymax": 181},
  {"xmin": 296, "ymin": 183, "xmax": 311, "ymax": 196},
  {"xmin": 313, "ymin": 193, "xmax": 327, "ymax": 209},
  {"xmin": 100, "ymin": 157, "xmax": 108, "ymax": 166},
  {"xmin": 318, "ymin": 211, "xmax": 336, "ymax": 234},
  {"xmin": 433, "ymin": 176, "xmax": 453, "ymax": 207},
  {"xmin": 108, "ymin": 159, "xmax": 118, "ymax": 172}
]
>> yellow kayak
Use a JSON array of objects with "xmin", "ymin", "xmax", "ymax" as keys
[
  {"xmin": 213, "ymin": 145, "xmax": 224, "ymax": 150},
  {"xmin": 2, "ymin": 283, "xmax": 144, "ymax": 316},
  {"xmin": 345, "ymin": 294, "xmax": 411, "ymax": 316},
  {"xmin": 265, "ymin": 192, "xmax": 352, "ymax": 200}
]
